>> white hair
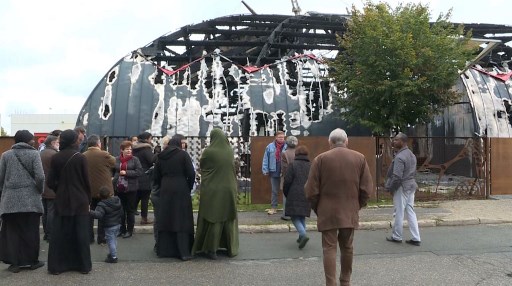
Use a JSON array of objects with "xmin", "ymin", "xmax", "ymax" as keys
[
  {"xmin": 329, "ymin": 128, "xmax": 348, "ymax": 145},
  {"xmin": 285, "ymin": 136, "xmax": 298, "ymax": 148}
]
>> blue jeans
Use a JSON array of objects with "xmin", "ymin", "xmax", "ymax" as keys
[
  {"xmin": 104, "ymin": 224, "xmax": 120, "ymax": 258},
  {"xmin": 291, "ymin": 216, "xmax": 306, "ymax": 238},
  {"xmin": 270, "ymin": 176, "xmax": 281, "ymax": 208}
]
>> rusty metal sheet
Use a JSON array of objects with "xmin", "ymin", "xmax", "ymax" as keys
[
  {"xmin": 250, "ymin": 136, "xmax": 376, "ymax": 204},
  {"xmin": 0, "ymin": 137, "xmax": 15, "ymax": 155},
  {"xmin": 490, "ymin": 138, "xmax": 512, "ymax": 195}
]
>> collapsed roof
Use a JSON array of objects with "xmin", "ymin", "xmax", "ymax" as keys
[{"xmin": 76, "ymin": 13, "xmax": 512, "ymax": 138}]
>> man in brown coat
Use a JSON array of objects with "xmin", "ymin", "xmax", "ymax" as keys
[
  {"xmin": 40, "ymin": 135, "xmax": 59, "ymax": 241},
  {"xmin": 83, "ymin": 135, "xmax": 116, "ymax": 244},
  {"xmin": 305, "ymin": 128, "xmax": 373, "ymax": 286}
]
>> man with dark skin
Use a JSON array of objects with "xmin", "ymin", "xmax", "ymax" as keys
[{"xmin": 385, "ymin": 132, "xmax": 421, "ymax": 246}]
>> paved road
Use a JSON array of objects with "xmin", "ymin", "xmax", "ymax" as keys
[{"xmin": 2, "ymin": 224, "xmax": 512, "ymax": 285}]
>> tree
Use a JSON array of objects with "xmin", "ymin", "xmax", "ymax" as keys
[
  {"xmin": 331, "ymin": 2, "xmax": 474, "ymax": 135},
  {"xmin": 0, "ymin": 126, "xmax": 6, "ymax": 136}
]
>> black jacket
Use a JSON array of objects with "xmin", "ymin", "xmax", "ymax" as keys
[
  {"xmin": 113, "ymin": 156, "xmax": 143, "ymax": 192},
  {"xmin": 90, "ymin": 196, "xmax": 123, "ymax": 227},
  {"xmin": 132, "ymin": 142, "xmax": 156, "ymax": 191},
  {"xmin": 283, "ymin": 154, "xmax": 312, "ymax": 217}
]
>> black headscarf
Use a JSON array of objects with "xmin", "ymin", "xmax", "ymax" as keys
[
  {"xmin": 169, "ymin": 134, "xmax": 185, "ymax": 149},
  {"xmin": 14, "ymin": 130, "xmax": 34, "ymax": 144},
  {"xmin": 59, "ymin": 129, "xmax": 78, "ymax": 151}
]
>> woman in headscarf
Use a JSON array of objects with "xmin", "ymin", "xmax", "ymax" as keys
[
  {"xmin": 152, "ymin": 134, "xmax": 195, "ymax": 260},
  {"xmin": 47, "ymin": 129, "xmax": 92, "ymax": 275},
  {"xmin": 192, "ymin": 128, "xmax": 239, "ymax": 259},
  {"xmin": 0, "ymin": 130, "xmax": 45, "ymax": 273},
  {"xmin": 113, "ymin": 141, "xmax": 142, "ymax": 239}
]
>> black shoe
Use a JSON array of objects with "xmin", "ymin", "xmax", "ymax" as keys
[
  {"xmin": 135, "ymin": 211, "xmax": 140, "ymax": 216},
  {"xmin": 207, "ymin": 252, "xmax": 218, "ymax": 260},
  {"xmin": 181, "ymin": 255, "xmax": 193, "ymax": 261},
  {"xmin": 105, "ymin": 254, "xmax": 118, "ymax": 263},
  {"xmin": 298, "ymin": 236, "xmax": 310, "ymax": 249},
  {"xmin": 117, "ymin": 232, "xmax": 126, "ymax": 238},
  {"xmin": 281, "ymin": 216, "xmax": 291, "ymax": 221},
  {"xmin": 122, "ymin": 231, "xmax": 133, "ymax": 239},
  {"xmin": 406, "ymin": 239, "xmax": 421, "ymax": 246},
  {"xmin": 97, "ymin": 239, "xmax": 107, "ymax": 245},
  {"xmin": 29, "ymin": 261, "xmax": 45, "ymax": 270},
  {"xmin": 386, "ymin": 237, "xmax": 402, "ymax": 243},
  {"xmin": 7, "ymin": 265, "xmax": 20, "ymax": 273}
]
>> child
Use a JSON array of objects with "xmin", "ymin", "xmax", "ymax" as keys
[{"xmin": 90, "ymin": 186, "xmax": 123, "ymax": 263}]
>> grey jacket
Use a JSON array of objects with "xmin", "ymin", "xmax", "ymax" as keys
[
  {"xmin": 0, "ymin": 142, "xmax": 45, "ymax": 215},
  {"xmin": 385, "ymin": 146, "xmax": 418, "ymax": 193}
]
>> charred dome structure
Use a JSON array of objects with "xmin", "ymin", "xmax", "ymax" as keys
[{"xmin": 77, "ymin": 13, "xmax": 512, "ymax": 138}]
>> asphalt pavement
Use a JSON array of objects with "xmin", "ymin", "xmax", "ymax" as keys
[{"xmin": 3, "ymin": 224, "xmax": 512, "ymax": 285}]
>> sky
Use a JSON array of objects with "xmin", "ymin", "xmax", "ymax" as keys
[{"xmin": 0, "ymin": 0, "xmax": 510, "ymax": 135}]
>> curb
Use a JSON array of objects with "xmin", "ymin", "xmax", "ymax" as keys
[{"xmin": 126, "ymin": 217, "xmax": 512, "ymax": 234}]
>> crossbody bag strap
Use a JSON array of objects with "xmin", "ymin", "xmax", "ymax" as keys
[
  {"xmin": 63, "ymin": 152, "xmax": 80, "ymax": 170},
  {"xmin": 13, "ymin": 151, "xmax": 35, "ymax": 181}
]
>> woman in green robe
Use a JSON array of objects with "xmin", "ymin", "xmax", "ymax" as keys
[{"xmin": 192, "ymin": 128, "xmax": 239, "ymax": 259}]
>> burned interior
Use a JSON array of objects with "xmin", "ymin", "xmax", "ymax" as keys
[{"xmin": 77, "ymin": 13, "xmax": 512, "ymax": 138}]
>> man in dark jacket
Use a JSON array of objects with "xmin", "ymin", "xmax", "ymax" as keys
[
  {"xmin": 90, "ymin": 187, "xmax": 123, "ymax": 263},
  {"xmin": 83, "ymin": 135, "xmax": 116, "ymax": 244},
  {"xmin": 132, "ymin": 132, "xmax": 156, "ymax": 225},
  {"xmin": 40, "ymin": 135, "xmax": 59, "ymax": 241}
]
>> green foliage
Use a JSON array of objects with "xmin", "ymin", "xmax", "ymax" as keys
[
  {"xmin": 0, "ymin": 127, "xmax": 7, "ymax": 136},
  {"xmin": 331, "ymin": 2, "xmax": 475, "ymax": 135}
]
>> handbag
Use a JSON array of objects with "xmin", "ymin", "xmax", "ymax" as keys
[{"xmin": 116, "ymin": 176, "xmax": 129, "ymax": 193}]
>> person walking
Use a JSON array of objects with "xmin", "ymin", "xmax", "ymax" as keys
[
  {"xmin": 261, "ymin": 131, "xmax": 287, "ymax": 215},
  {"xmin": 280, "ymin": 135, "xmax": 298, "ymax": 221},
  {"xmin": 0, "ymin": 130, "xmax": 46, "ymax": 273},
  {"xmin": 305, "ymin": 128, "xmax": 373, "ymax": 286},
  {"xmin": 83, "ymin": 135, "xmax": 116, "ymax": 244},
  {"xmin": 40, "ymin": 135, "xmax": 59, "ymax": 242},
  {"xmin": 90, "ymin": 186, "xmax": 123, "ymax": 263},
  {"xmin": 152, "ymin": 134, "xmax": 195, "ymax": 260},
  {"xmin": 385, "ymin": 132, "xmax": 421, "ymax": 246},
  {"xmin": 113, "ymin": 141, "xmax": 142, "ymax": 239},
  {"xmin": 46, "ymin": 129, "xmax": 92, "ymax": 275},
  {"xmin": 283, "ymin": 145, "xmax": 311, "ymax": 249},
  {"xmin": 132, "ymin": 132, "xmax": 156, "ymax": 225},
  {"xmin": 192, "ymin": 128, "xmax": 239, "ymax": 259}
]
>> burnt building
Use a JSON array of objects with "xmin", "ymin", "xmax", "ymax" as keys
[{"xmin": 76, "ymin": 13, "xmax": 512, "ymax": 138}]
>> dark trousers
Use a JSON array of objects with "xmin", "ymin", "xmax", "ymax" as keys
[
  {"xmin": 118, "ymin": 191, "xmax": 137, "ymax": 233},
  {"xmin": 89, "ymin": 198, "xmax": 105, "ymax": 243},
  {"xmin": 322, "ymin": 228, "xmax": 354, "ymax": 286},
  {"xmin": 0, "ymin": 212, "xmax": 41, "ymax": 266},
  {"xmin": 42, "ymin": 198, "xmax": 55, "ymax": 239},
  {"xmin": 136, "ymin": 189, "xmax": 151, "ymax": 218}
]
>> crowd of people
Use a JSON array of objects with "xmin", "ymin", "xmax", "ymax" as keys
[{"xmin": 0, "ymin": 127, "xmax": 421, "ymax": 286}]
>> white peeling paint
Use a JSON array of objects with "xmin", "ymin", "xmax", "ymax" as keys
[
  {"xmin": 130, "ymin": 62, "xmax": 142, "ymax": 84},
  {"xmin": 151, "ymin": 81, "xmax": 165, "ymax": 136},
  {"xmin": 98, "ymin": 65, "xmax": 119, "ymax": 120},
  {"xmin": 83, "ymin": 113, "xmax": 88, "ymax": 126}
]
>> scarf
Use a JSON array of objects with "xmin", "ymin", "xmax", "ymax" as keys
[
  {"xmin": 120, "ymin": 154, "xmax": 132, "ymax": 171},
  {"xmin": 275, "ymin": 140, "xmax": 284, "ymax": 162}
]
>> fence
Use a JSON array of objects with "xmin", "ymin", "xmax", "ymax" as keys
[{"xmin": 1, "ymin": 135, "xmax": 505, "ymax": 203}]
